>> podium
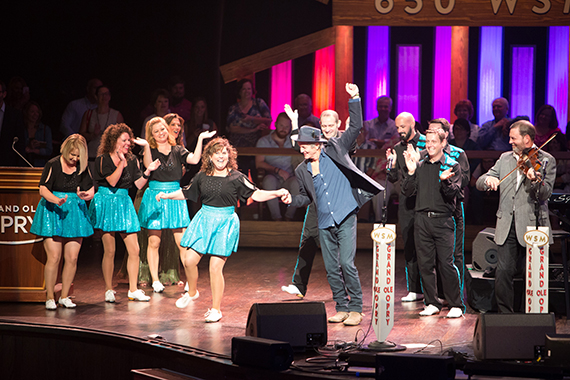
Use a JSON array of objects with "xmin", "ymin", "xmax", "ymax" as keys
[{"xmin": 0, "ymin": 167, "xmax": 46, "ymax": 302}]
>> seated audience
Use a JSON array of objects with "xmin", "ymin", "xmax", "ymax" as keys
[
  {"xmin": 477, "ymin": 97, "xmax": 511, "ymax": 151},
  {"xmin": 451, "ymin": 99, "xmax": 479, "ymax": 142},
  {"xmin": 6, "ymin": 76, "xmax": 30, "ymax": 111},
  {"xmin": 60, "ymin": 78, "xmax": 102, "ymax": 137},
  {"xmin": 0, "ymin": 80, "xmax": 26, "ymax": 166},
  {"xmin": 535, "ymin": 104, "xmax": 565, "ymax": 148},
  {"xmin": 23, "ymin": 101, "xmax": 53, "ymax": 167},
  {"xmin": 141, "ymin": 89, "xmax": 170, "ymax": 138},
  {"xmin": 168, "ymin": 76, "xmax": 192, "ymax": 122},
  {"xmin": 294, "ymin": 94, "xmax": 320, "ymax": 129},
  {"xmin": 255, "ymin": 112, "xmax": 299, "ymax": 221}
]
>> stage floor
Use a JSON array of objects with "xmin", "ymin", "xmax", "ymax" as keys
[{"xmin": 1, "ymin": 240, "xmax": 569, "ymax": 376}]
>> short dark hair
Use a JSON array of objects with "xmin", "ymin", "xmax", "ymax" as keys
[
  {"xmin": 429, "ymin": 118, "xmax": 451, "ymax": 133},
  {"xmin": 453, "ymin": 118, "xmax": 471, "ymax": 138}
]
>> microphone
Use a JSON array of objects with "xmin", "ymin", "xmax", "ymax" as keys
[{"xmin": 12, "ymin": 137, "xmax": 34, "ymax": 168}]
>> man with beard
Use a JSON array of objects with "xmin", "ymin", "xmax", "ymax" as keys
[
  {"xmin": 386, "ymin": 112, "xmax": 426, "ymax": 302},
  {"xmin": 168, "ymin": 76, "xmax": 193, "ymax": 122},
  {"xmin": 476, "ymin": 120, "xmax": 555, "ymax": 313},
  {"xmin": 402, "ymin": 128, "xmax": 464, "ymax": 317},
  {"xmin": 255, "ymin": 112, "xmax": 299, "ymax": 221}
]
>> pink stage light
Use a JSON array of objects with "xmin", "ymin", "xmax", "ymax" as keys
[
  {"xmin": 365, "ymin": 26, "xmax": 390, "ymax": 121},
  {"xmin": 510, "ymin": 46, "xmax": 535, "ymax": 123},
  {"xmin": 547, "ymin": 26, "xmax": 569, "ymax": 132},
  {"xmin": 478, "ymin": 27, "xmax": 503, "ymax": 125},
  {"xmin": 397, "ymin": 45, "xmax": 421, "ymax": 121},
  {"xmin": 432, "ymin": 27, "xmax": 452, "ymax": 121},
  {"xmin": 313, "ymin": 45, "xmax": 336, "ymax": 118},
  {"xmin": 270, "ymin": 60, "xmax": 292, "ymax": 130}
]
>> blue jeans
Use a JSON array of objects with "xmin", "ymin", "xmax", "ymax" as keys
[{"xmin": 318, "ymin": 213, "xmax": 362, "ymax": 313}]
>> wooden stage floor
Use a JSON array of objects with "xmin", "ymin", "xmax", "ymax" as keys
[{"xmin": 1, "ymin": 240, "xmax": 569, "ymax": 378}]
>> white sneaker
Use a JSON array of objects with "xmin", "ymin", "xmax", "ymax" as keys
[
  {"xmin": 128, "ymin": 289, "xmax": 150, "ymax": 302},
  {"xmin": 152, "ymin": 281, "xmax": 165, "ymax": 293},
  {"xmin": 105, "ymin": 289, "xmax": 116, "ymax": 303},
  {"xmin": 446, "ymin": 307, "xmax": 463, "ymax": 318},
  {"xmin": 175, "ymin": 290, "xmax": 199, "ymax": 308},
  {"xmin": 419, "ymin": 304, "xmax": 440, "ymax": 316},
  {"xmin": 58, "ymin": 297, "xmax": 76, "ymax": 308},
  {"xmin": 184, "ymin": 282, "xmax": 189, "ymax": 292},
  {"xmin": 45, "ymin": 299, "xmax": 57, "ymax": 310},
  {"xmin": 204, "ymin": 308, "xmax": 222, "ymax": 322},
  {"xmin": 401, "ymin": 292, "xmax": 424, "ymax": 302},
  {"xmin": 281, "ymin": 284, "xmax": 303, "ymax": 297}
]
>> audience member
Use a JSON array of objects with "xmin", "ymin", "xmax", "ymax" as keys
[
  {"xmin": 227, "ymin": 78, "xmax": 271, "ymax": 178},
  {"xmin": 186, "ymin": 97, "xmax": 218, "ymax": 150},
  {"xmin": 6, "ymin": 76, "xmax": 30, "ymax": 111},
  {"xmin": 141, "ymin": 89, "xmax": 170, "ymax": 138},
  {"xmin": 23, "ymin": 101, "xmax": 53, "ymax": 167},
  {"xmin": 363, "ymin": 96, "xmax": 398, "ymax": 149},
  {"xmin": 477, "ymin": 97, "xmax": 511, "ymax": 151},
  {"xmin": 79, "ymin": 85, "xmax": 124, "ymax": 164},
  {"xmin": 60, "ymin": 78, "xmax": 102, "ymax": 137},
  {"xmin": 168, "ymin": 76, "xmax": 192, "ymax": 122},
  {"xmin": 0, "ymin": 80, "xmax": 26, "ymax": 166},
  {"xmin": 255, "ymin": 112, "xmax": 299, "ymax": 221},
  {"xmin": 534, "ymin": 104, "xmax": 564, "ymax": 148},
  {"xmin": 450, "ymin": 118, "xmax": 481, "ymax": 175},
  {"xmin": 295, "ymin": 94, "xmax": 320, "ymax": 128},
  {"xmin": 451, "ymin": 100, "xmax": 479, "ymax": 142}
]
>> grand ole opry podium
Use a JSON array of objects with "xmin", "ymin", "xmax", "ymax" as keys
[{"xmin": 0, "ymin": 167, "xmax": 46, "ymax": 302}]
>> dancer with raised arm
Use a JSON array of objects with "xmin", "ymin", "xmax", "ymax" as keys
[
  {"xmin": 138, "ymin": 117, "xmax": 215, "ymax": 294},
  {"xmin": 157, "ymin": 137, "xmax": 290, "ymax": 322},
  {"xmin": 89, "ymin": 123, "xmax": 161, "ymax": 303}
]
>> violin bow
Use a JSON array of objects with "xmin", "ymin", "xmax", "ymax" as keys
[{"xmin": 497, "ymin": 132, "xmax": 557, "ymax": 186}]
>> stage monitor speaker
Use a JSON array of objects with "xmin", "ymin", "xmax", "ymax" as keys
[
  {"xmin": 473, "ymin": 313, "xmax": 556, "ymax": 360},
  {"xmin": 545, "ymin": 334, "xmax": 570, "ymax": 368},
  {"xmin": 472, "ymin": 227, "xmax": 498, "ymax": 271},
  {"xmin": 246, "ymin": 302, "xmax": 327, "ymax": 351},
  {"xmin": 375, "ymin": 353, "xmax": 455, "ymax": 380},
  {"xmin": 231, "ymin": 336, "xmax": 294, "ymax": 371}
]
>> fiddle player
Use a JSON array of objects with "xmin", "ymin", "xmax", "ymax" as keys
[{"xmin": 476, "ymin": 120, "xmax": 555, "ymax": 313}]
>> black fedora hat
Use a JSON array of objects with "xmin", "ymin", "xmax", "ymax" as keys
[{"xmin": 291, "ymin": 126, "xmax": 328, "ymax": 143}]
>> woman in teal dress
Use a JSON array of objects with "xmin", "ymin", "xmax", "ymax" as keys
[
  {"xmin": 137, "ymin": 117, "xmax": 215, "ymax": 293},
  {"xmin": 157, "ymin": 137, "xmax": 290, "ymax": 322},
  {"xmin": 30, "ymin": 134, "xmax": 94, "ymax": 310},
  {"xmin": 89, "ymin": 123, "xmax": 161, "ymax": 303}
]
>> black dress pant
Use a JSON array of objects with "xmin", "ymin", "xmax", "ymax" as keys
[{"xmin": 291, "ymin": 203, "xmax": 320, "ymax": 295}]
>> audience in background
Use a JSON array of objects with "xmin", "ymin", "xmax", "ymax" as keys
[
  {"xmin": 363, "ymin": 96, "xmax": 398, "ymax": 150},
  {"xmin": 141, "ymin": 89, "xmax": 170, "ymax": 138},
  {"xmin": 23, "ymin": 101, "xmax": 53, "ymax": 167},
  {"xmin": 477, "ymin": 97, "xmax": 511, "ymax": 151},
  {"xmin": 451, "ymin": 99, "xmax": 479, "ymax": 142},
  {"xmin": 60, "ymin": 78, "xmax": 102, "ymax": 137},
  {"xmin": 79, "ymin": 85, "xmax": 124, "ymax": 165},
  {"xmin": 255, "ymin": 112, "xmax": 299, "ymax": 221},
  {"xmin": 168, "ymin": 76, "xmax": 193, "ymax": 122},
  {"xmin": 535, "ymin": 104, "xmax": 565, "ymax": 148},
  {"xmin": 6, "ymin": 76, "xmax": 30, "ymax": 111},
  {"xmin": 0, "ymin": 80, "xmax": 26, "ymax": 166},
  {"xmin": 186, "ymin": 97, "xmax": 218, "ymax": 150},
  {"xmin": 294, "ymin": 94, "xmax": 320, "ymax": 128},
  {"xmin": 227, "ymin": 78, "xmax": 271, "ymax": 178}
]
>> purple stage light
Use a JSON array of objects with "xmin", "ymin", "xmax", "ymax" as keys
[
  {"xmin": 397, "ymin": 45, "xmax": 421, "ymax": 121},
  {"xmin": 433, "ymin": 26, "xmax": 452, "ymax": 121},
  {"xmin": 365, "ymin": 26, "xmax": 390, "ymax": 121},
  {"xmin": 478, "ymin": 27, "xmax": 503, "ymax": 125}
]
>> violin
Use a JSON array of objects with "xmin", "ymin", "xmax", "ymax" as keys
[{"xmin": 497, "ymin": 132, "xmax": 557, "ymax": 186}]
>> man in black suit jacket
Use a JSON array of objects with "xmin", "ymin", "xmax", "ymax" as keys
[
  {"xmin": 284, "ymin": 83, "xmax": 383, "ymax": 326},
  {"xmin": 0, "ymin": 81, "xmax": 26, "ymax": 166}
]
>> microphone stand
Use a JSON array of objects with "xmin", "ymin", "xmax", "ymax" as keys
[{"xmin": 12, "ymin": 137, "xmax": 34, "ymax": 168}]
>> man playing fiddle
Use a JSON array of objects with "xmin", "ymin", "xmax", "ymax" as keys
[{"xmin": 476, "ymin": 120, "xmax": 556, "ymax": 313}]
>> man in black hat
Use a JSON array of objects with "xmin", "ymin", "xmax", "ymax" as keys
[{"xmin": 283, "ymin": 83, "xmax": 383, "ymax": 326}]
